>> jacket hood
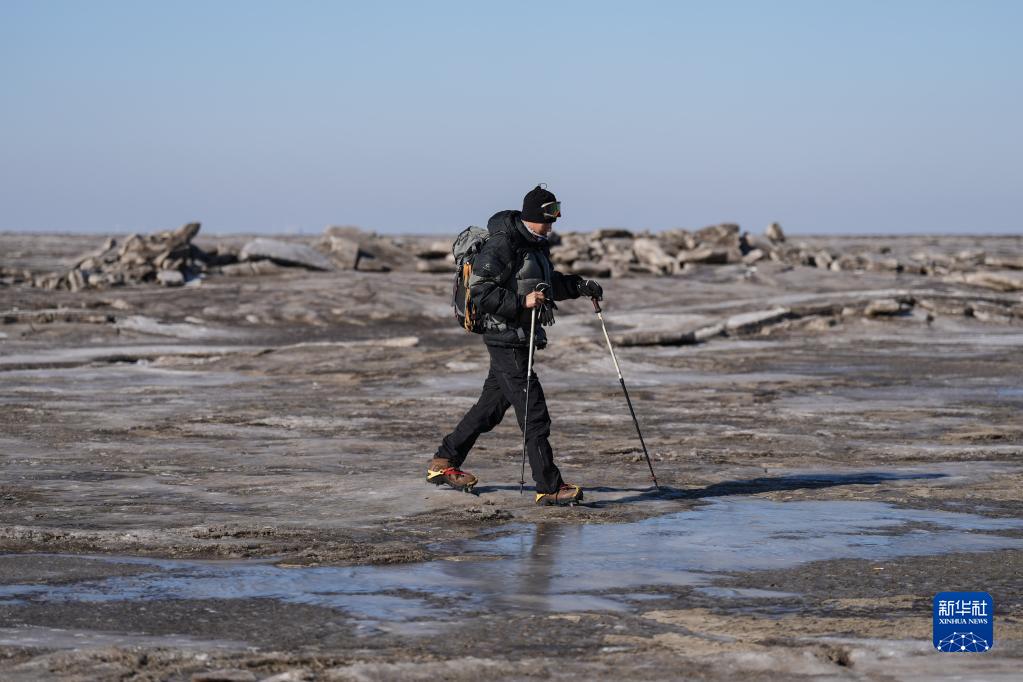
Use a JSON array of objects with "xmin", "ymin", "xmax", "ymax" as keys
[
  {"xmin": 487, "ymin": 210, "xmax": 547, "ymax": 248},
  {"xmin": 486, "ymin": 210, "xmax": 519, "ymax": 235}
]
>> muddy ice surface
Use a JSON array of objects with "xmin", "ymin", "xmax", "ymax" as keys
[{"xmin": 1, "ymin": 234, "xmax": 1022, "ymax": 680}]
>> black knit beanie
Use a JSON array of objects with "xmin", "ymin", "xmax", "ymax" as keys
[{"xmin": 521, "ymin": 184, "xmax": 559, "ymax": 223}]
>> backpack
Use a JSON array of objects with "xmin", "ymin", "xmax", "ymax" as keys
[{"xmin": 451, "ymin": 226, "xmax": 491, "ymax": 333}]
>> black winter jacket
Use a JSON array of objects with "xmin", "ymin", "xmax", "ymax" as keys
[{"xmin": 468, "ymin": 210, "xmax": 583, "ymax": 348}]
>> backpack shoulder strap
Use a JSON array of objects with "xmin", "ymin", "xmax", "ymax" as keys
[{"xmin": 489, "ymin": 230, "xmax": 524, "ymax": 284}]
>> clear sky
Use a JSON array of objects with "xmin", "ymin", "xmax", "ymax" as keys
[{"xmin": 1, "ymin": 0, "xmax": 1020, "ymax": 235}]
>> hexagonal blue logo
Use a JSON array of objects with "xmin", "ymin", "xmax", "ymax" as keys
[{"xmin": 934, "ymin": 592, "xmax": 993, "ymax": 652}]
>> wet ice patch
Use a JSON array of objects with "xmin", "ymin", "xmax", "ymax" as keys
[
  {"xmin": 0, "ymin": 625, "xmax": 246, "ymax": 651},
  {"xmin": 1, "ymin": 498, "xmax": 1021, "ymax": 629},
  {"xmin": 694, "ymin": 587, "xmax": 799, "ymax": 600}
]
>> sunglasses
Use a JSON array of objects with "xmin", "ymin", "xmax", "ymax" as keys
[{"xmin": 541, "ymin": 201, "xmax": 562, "ymax": 219}]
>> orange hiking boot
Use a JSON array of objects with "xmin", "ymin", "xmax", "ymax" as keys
[
  {"xmin": 426, "ymin": 458, "xmax": 478, "ymax": 494},
  {"xmin": 535, "ymin": 483, "xmax": 583, "ymax": 506}
]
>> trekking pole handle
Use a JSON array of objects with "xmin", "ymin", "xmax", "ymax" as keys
[
  {"xmin": 528, "ymin": 282, "xmax": 550, "ymax": 307},
  {"xmin": 590, "ymin": 297, "xmax": 602, "ymax": 314}
]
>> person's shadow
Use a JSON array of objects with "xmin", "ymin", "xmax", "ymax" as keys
[
  {"xmin": 584, "ymin": 471, "xmax": 947, "ymax": 507},
  {"xmin": 473, "ymin": 471, "xmax": 946, "ymax": 506}
]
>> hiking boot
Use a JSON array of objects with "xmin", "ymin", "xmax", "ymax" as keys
[
  {"xmin": 535, "ymin": 483, "xmax": 583, "ymax": 506},
  {"xmin": 427, "ymin": 457, "xmax": 478, "ymax": 493}
]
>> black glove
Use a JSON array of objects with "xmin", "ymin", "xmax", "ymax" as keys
[
  {"xmin": 578, "ymin": 279, "xmax": 603, "ymax": 300},
  {"xmin": 538, "ymin": 300, "xmax": 557, "ymax": 326}
]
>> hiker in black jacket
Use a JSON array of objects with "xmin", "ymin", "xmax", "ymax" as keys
[{"xmin": 428, "ymin": 185, "xmax": 603, "ymax": 505}]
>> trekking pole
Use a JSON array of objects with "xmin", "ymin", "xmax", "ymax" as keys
[
  {"xmin": 590, "ymin": 297, "xmax": 660, "ymax": 490},
  {"xmin": 521, "ymin": 283, "xmax": 549, "ymax": 494}
]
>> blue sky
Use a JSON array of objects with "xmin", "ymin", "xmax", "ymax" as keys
[{"xmin": 1, "ymin": 1, "xmax": 1020, "ymax": 234}]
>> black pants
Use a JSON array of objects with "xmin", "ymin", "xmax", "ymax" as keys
[{"xmin": 435, "ymin": 344, "xmax": 564, "ymax": 494}]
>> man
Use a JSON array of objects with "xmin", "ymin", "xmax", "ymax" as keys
[{"xmin": 428, "ymin": 185, "xmax": 603, "ymax": 505}]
